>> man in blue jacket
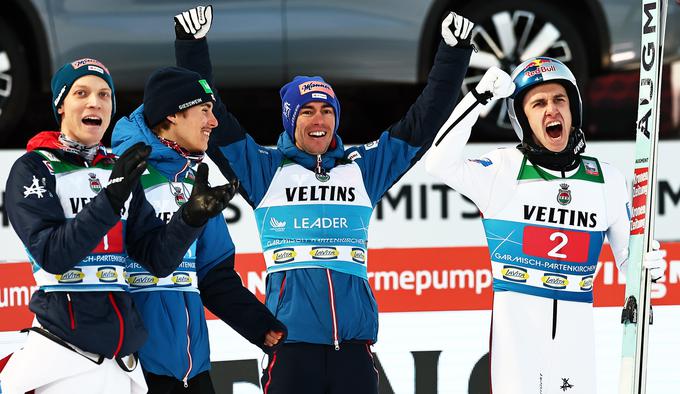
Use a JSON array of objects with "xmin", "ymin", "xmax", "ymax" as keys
[
  {"xmin": 176, "ymin": 6, "xmax": 475, "ymax": 393},
  {"xmin": 0, "ymin": 57, "xmax": 233, "ymax": 394},
  {"xmin": 111, "ymin": 16, "xmax": 286, "ymax": 392}
]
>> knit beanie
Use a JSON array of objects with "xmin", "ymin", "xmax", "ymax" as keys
[
  {"xmin": 143, "ymin": 66, "xmax": 216, "ymax": 128},
  {"xmin": 51, "ymin": 58, "xmax": 116, "ymax": 124},
  {"xmin": 279, "ymin": 76, "xmax": 340, "ymax": 142}
]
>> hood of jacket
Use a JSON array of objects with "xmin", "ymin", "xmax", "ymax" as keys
[{"xmin": 26, "ymin": 131, "xmax": 113, "ymax": 165}]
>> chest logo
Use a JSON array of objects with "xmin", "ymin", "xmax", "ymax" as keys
[
  {"xmin": 88, "ymin": 173, "xmax": 103, "ymax": 194},
  {"xmin": 170, "ymin": 184, "xmax": 187, "ymax": 206},
  {"xmin": 557, "ymin": 183, "xmax": 571, "ymax": 206}
]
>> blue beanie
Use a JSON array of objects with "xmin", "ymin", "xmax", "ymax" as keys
[
  {"xmin": 51, "ymin": 58, "xmax": 116, "ymax": 124},
  {"xmin": 280, "ymin": 76, "xmax": 340, "ymax": 142},
  {"xmin": 143, "ymin": 66, "xmax": 216, "ymax": 128}
]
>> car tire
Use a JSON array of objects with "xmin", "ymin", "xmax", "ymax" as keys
[
  {"xmin": 457, "ymin": 0, "xmax": 589, "ymax": 141},
  {"xmin": 0, "ymin": 19, "xmax": 31, "ymax": 140}
]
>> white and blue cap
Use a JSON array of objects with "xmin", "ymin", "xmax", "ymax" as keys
[{"xmin": 506, "ymin": 57, "xmax": 582, "ymax": 142}]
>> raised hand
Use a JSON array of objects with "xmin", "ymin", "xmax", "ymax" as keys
[
  {"xmin": 106, "ymin": 142, "xmax": 151, "ymax": 214},
  {"xmin": 441, "ymin": 12, "xmax": 474, "ymax": 48},
  {"xmin": 174, "ymin": 5, "xmax": 213, "ymax": 40},
  {"xmin": 181, "ymin": 163, "xmax": 239, "ymax": 227},
  {"xmin": 475, "ymin": 66, "xmax": 515, "ymax": 102}
]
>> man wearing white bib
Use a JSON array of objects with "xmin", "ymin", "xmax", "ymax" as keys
[{"xmin": 425, "ymin": 59, "xmax": 667, "ymax": 393}]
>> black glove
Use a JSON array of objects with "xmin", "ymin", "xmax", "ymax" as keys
[
  {"xmin": 182, "ymin": 163, "xmax": 238, "ymax": 227},
  {"xmin": 174, "ymin": 5, "xmax": 213, "ymax": 40},
  {"xmin": 106, "ymin": 142, "xmax": 151, "ymax": 214}
]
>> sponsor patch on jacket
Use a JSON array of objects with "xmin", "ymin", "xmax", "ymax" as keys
[
  {"xmin": 583, "ymin": 159, "xmax": 599, "ymax": 175},
  {"xmin": 364, "ymin": 140, "xmax": 379, "ymax": 150},
  {"xmin": 310, "ymin": 247, "xmax": 339, "ymax": 260},
  {"xmin": 347, "ymin": 151, "xmax": 362, "ymax": 161},
  {"xmin": 579, "ymin": 275, "xmax": 594, "ymax": 291},
  {"xmin": 42, "ymin": 161, "xmax": 54, "ymax": 174},
  {"xmin": 96, "ymin": 267, "xmax": 118, "ymax": 282},
  {"xmin": 171, "ymin": 272, "xmax": 192, "ymax": 286},
  {"xmin": 273, "ymin": 248, "xmax": 296, "ymax": 264},
  {"xmin": 57, "ymin": 269, "xmax": 85, "ymax": 284},
  {"xmin": 127, "ymin": 273, "xmax": 159, "ymax": 287},
  {"xmin": 501, "ymin": 266, "xmax": 529, "ymax": 282},
  {"xmin": 542, "ymin": 273, "xmax": 569, "ymax": 289},
  {"xmin": 351, "ymin": 248, "xmax": 366, "ymax": 264}
]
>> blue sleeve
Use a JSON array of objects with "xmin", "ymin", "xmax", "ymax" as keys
[
  {"xmin": 175, "ymin": 38, "xmax": 280, "ymax": 207},
  {"xmin": 351, "ymin": 42, "xmax": 472, "ymax": 204},
  {"xmin": 124, "ymin": 182, "xmax": 203, "ymax": 278},
  {"xmin": 198, "ymin": 254, "xmax": 287, "ymax": 349},
  {"xmin": 195, "ymin": 214, "xmax": 235, "ymax": 281},
  {"xmin": 5, "ymin": 153, "xmax": 120, "ymax": 274}
]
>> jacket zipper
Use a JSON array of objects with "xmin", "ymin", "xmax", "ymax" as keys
[
  {"xmin": 325, "ymin": 269, "xmax": 340, "ymax": 350},
  {"xmin": 108, "ymin": 292, "xmax": 124, "ymax": 358},
  {"xmin": 66, "ymin": 293, "xmax": 76, "ymax": 330},
  {"xmin": 182, "ymin": 306, "xmax": 193, "ymax": 388}
]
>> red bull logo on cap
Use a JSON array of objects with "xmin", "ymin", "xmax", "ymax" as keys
[
  {"xmin": 298, "ymin": 81, "xmax": 335, "ymax": 98},
  {"xmin": 523, "ymin": 58, "xmax": 552, "ymax": 70}
]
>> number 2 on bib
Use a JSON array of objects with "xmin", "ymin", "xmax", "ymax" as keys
[{"xmin": 522, "ymin": 226, "xmax": 590, "ymax": 263}]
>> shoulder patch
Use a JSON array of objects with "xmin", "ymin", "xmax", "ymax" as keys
[
  {"xmin": 347, "ymin": 151, "xmax": 362, "ymax": 161},
  {"xmin": 43, "ymin": 161, "xmax": 54, "ymax": 174},
  {"xmin": 364, "ymin": 140, "xmax": 379, "ymax": 150},
  {"xmin": 35, "ymin": 150, "xmax": 58, "ymax": 161},
  {"xmin": 469, "ymin": 157, "xmax": 493, "ymax": 167},
  {"xmin": 582, "ymin": 159, "xmax": 599, "ymax": 176},
  {"xmin": 23, "ymin": 175, "xmax": 48, "ymax": 199}
]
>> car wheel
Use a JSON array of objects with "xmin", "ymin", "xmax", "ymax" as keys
[
  {"xmin": 0, "ymin": 19, "xmax": 31, "ymax": 140},
  {"xmin": 459, "ymin": 0, "xmax": 589, "ymax": 140}
]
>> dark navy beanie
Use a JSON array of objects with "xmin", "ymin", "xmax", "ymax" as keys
[
  {"xmin": 280, "ymin": 76, "xmax": 340, "ymax": 142},
  {"xmin": 143, "ymin": 66, "xmax": 216, "ymax": 127},
  {"xmin": 51, "ymin": 58, "xmax": 116, "ymax": 124}
]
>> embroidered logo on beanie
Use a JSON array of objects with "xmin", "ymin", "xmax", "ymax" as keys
[
  {"xmin": 143, "ymin": 66, "xmax": 216, "ymax": 128},
  {"xmin": 279, "ymin": 76, "xmax": 341, "ymax": 143}
]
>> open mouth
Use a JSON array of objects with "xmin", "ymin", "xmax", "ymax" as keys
[
  {"xmin": 308, "ymin": 131, "xmax": 327, "ymax": 139},
  {"xmin": 546, "ymin": 121, "xmax": 563, "ymax": 139},
  {"xmin": 82, "ymin": 116, "xmax": 102, "ymax": 126}
]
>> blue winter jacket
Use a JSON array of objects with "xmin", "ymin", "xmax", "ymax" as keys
[
  {"xmin": 5, "ymin": 131, "xmax": 203, "ymax": 358},
  {"xmin": 112, "ymin": 108, "xmax": 286, "ymax": 381},
  {"xmin": 177, "ymin": 38, "xmax": 471, "ymax": 345}
]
